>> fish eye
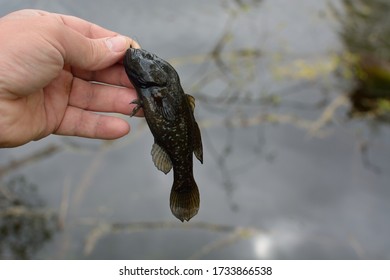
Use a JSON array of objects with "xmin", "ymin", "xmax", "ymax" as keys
[{"xmin": 144, "ymin": 53, "xmax": 155, "ymax": 60}]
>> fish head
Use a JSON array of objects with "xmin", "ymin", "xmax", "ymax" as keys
[{"xmin": 124, "ymin": 48, "xmax": 178, "ymax": 89}]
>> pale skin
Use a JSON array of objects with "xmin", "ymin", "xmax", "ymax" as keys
[{"xmin": 0, "ymin": 9, "xmax": 142, "ymax": 148}]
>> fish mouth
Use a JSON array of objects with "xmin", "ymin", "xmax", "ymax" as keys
[
  {"xmin": 124, "ymin": 48, "xmax": 144, "ymax": 72},
  {"xmin": 124, "ymin": 48, "xmax": 168, "ymax": 88},
  {"xmin": 127, "ymin": 48, "xmax": 142, "ymax": 62},
  {"xmin": 126, "ymin": 48, "xmax": 157, "ymax": 66}
]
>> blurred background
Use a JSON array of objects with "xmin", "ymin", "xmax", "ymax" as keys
[{"xmin": 1, "ymin": 0, "xmax": 389, "ymax": 259}]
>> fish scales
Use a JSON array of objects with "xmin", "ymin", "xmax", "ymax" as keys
[{"xmin": 123, "ymin": 48, "xmax": 203, "ymax": 222}]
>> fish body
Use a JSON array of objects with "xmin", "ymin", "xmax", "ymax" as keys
[{"xmin": 123, "ymin": 48, "xmax": 203, "ymax": 222}]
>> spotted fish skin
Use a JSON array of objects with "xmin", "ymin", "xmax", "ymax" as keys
[{"xmin": 123, "ymin": 48, "xmax": 203, "ymax": 222}]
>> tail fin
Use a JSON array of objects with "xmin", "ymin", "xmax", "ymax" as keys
[{"xmin": 170, "ymin": 177, "xmax": 200, "ymax": 222}]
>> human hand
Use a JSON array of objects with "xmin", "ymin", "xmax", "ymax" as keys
[{"xmin": 0, "ymin": 9, "xmax": 141, "ymax": 148}]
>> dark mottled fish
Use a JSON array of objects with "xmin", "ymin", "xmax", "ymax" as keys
[{"xmin": 123, "ymin": 48, "xmax": 203, "ymax": 222}]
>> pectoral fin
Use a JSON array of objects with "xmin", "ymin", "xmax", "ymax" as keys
[
  {"xmin": 151, "ymin": 142, "xmax": 172, "ymax": 174},
  {"xmin": 193, "ymin": 121, "xmax": 203, "ymax": 163},
  {"xmin": 160, "ymin": 99, "xmax": 176, "ymax": 121},
  {"xmin": 130, "ymin": 99, "xmax": 143, "ymax": 117},
  {"xmin": 151, "ymin": 92, "xmax": 176, "ymax": 121}
]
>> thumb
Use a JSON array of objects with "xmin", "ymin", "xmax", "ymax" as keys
[{"xmin": 60, "ymin": 32, "xmax": 133, "ymax": 70}]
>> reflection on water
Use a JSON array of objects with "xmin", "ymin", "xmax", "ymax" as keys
[
  {"xmin": 83, "ymin": 221, "xmax": 258, "ymax": 259},
  {"xmin": 333, "ymin": 0, "xmax": 390, "ymax": 118},
  {"xmin": 0, "ymin": 0, "xmax": 389, "ymax": 259},
  {"xmin": 0, "ymin": 176, "xmax": 58, "ymax": 259}
]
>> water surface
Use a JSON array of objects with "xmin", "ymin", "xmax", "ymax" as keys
[{"xmin": 1, "ymin": 0, "xmax": 389, "ymax": 259}]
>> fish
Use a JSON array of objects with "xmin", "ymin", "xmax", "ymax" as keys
[{"xmin": 123, "ymin": 48, "xmax": 203, "ymax": 222}]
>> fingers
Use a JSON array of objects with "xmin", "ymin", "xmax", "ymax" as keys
[
  {"xmin": 129, "ymin": 39, "xmax": 141, "ymax": 49},
  {"xmin": 55, "ymin": 13, "xmax": 119, "ymax": 39},
  {"xmin": 58, "ymin": 31, "xmax": 130, "ymax": 70},
  {"xmin": 55, "ymin": 77, "xmax": 144, "ymax": 140},
  {"xmin": 52, "ymin": 14, "xmax": 140, "ymax": 71},
  {"xmin": 55, "ymin": 106, "xmax": 130, "ymax": 139},
  {"xmin": 59, "ymin": 28, "xmax": 139, "ymax": 72},
  {"xmin": 56, "ymin": 14, "xmax": 141, "ymax": 49},
  {"xmin": 56, "ymin": 13, "xmax": 141, "ymax": 48},
  {"xmin": 72, "ymin": 64, "xmax": 134, "ymax": 88},
  {"xmin": 68, "ymin": 77, "xmax": 143, "ymax": 116},
  {"xmin": 56, "ymin": 13, "xmax": 140, "ymax": 87},
  {"xmin": 41, "ymin": 12, "xmax": 143, "ymax": 140}
]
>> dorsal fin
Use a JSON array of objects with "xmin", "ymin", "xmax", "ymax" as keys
[
  {"xmin": 186, "ymin": 94, "xmax": 196, "ymax": 112},
  {"xmin": 193, "ymin": 121, "xmax": 203, "ymax": 163}
]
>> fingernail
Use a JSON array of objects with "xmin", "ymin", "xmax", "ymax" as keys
[{"xmin": 105, "ymin": 36, "xmax": 127, "ymax": 52}]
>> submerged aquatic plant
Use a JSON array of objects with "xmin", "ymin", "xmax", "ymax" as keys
[{"xmin": 334, "ymin": 0, "xmax": 390, "ymax": 118}]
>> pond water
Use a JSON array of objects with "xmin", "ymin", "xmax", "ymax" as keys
[{"xmin": 1, "ymin": 0, "xmax": 389, "ymax": 259}]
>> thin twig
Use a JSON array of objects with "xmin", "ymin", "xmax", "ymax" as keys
[{"xmin": 0, "ymin": 144, "xmax": 61, "ymax": 178}]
